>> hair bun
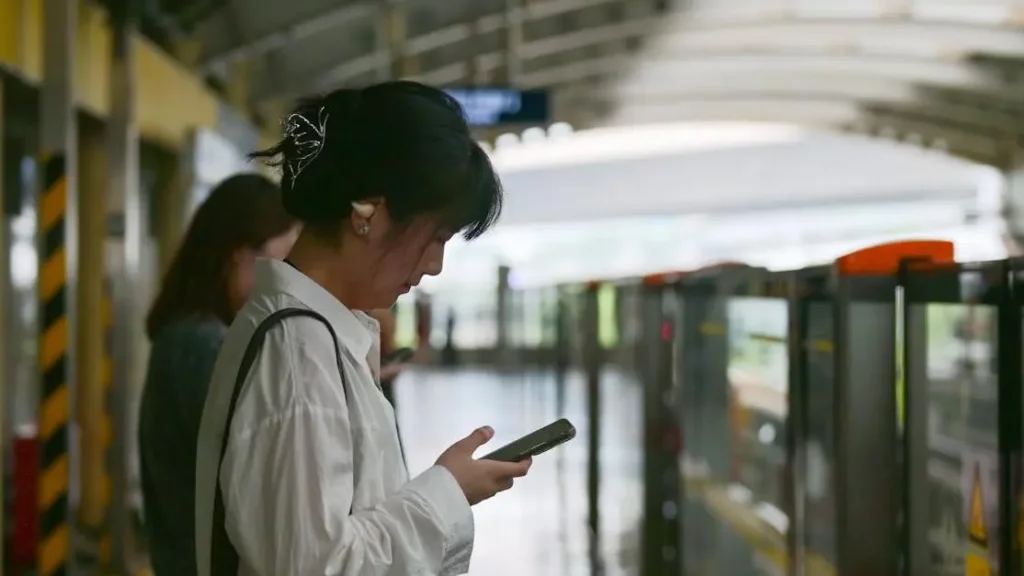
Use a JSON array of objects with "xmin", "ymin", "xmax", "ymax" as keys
[{"xmin": 278, "ymin": 90, "xmax": 367, "ymax": 223}]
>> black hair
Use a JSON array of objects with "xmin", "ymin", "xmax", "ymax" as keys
[
  {"xmin": 250, "ymin": 81, "xmax": 502, "ymax": 240},
  {"xmin": 147, "ymin": 173, "xmax": 296, "ymax": 339}
]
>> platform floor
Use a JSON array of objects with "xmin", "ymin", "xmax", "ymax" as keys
[{"xmin": 394, "ymin": 367, "xmax": 644, "ymax": 576}]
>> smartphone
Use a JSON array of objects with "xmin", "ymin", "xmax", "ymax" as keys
[
  {"xmin": 384, "ymin": 347, "xmax": 415, "ymax": 365},
  {"xmin": 480, "ymin": 418, "xmax": 577, "ymax": 462}
]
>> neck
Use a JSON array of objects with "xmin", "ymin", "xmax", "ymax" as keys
[{"xmin": 287, "ymin": 231, "xmax": 364, "ymax": 310}]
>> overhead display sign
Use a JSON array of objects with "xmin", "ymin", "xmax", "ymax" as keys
[{"xmin": 445, "ymin": 88, "xmax": 550, "ymax": 127}]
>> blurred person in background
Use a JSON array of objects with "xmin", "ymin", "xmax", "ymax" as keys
[
  {"xmin": 441, "ymin": 307, "xmax": 458, "ymax": 367},
  {"xmin": 194, "ymin": 80, "xmax": 531, "ymax": 576},
  {"xmin": 138, "ymin": 173, "xmax": 299, "ymax": 576}
]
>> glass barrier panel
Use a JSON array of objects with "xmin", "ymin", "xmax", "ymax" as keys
[
  {"xmin": 925, "ymin": 302, "xmax": 999, "ymax": 576},
  {"xmin": 803, "ymin": 300, "xmax": 837, "ymax": 570}
]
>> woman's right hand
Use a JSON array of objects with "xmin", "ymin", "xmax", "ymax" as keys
[{"xmin": 436, "ymin": 426, "xmax": 532, "ymax": 505}]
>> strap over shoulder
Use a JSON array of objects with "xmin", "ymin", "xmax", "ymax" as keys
[{"xmin": 209, "ymin": 307, "xmax": 352, "ymax": 575}]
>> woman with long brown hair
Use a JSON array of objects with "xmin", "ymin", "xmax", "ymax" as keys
[{"xmin": 138, "ymin": 173, "xmax": 298, "ymax": 576}]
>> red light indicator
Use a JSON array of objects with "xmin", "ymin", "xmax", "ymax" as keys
[{"xmin": 661, "ymin": 321, "xmax": 672, "ymax": 341}]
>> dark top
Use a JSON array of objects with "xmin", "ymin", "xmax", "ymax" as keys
[{"xmin": 138, "ymin": 316, "xmax": 226, "ymax": 576}]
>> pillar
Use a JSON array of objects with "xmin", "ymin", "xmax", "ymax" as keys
[
  {"xmin": 376, "ymin": 0, "xmax": 418, "ymax": 81},
  {"xmin": 504, "ymin": 0, "xmax": 523, "ymax": 86},
  {"xmin": 155, "ymin": 139, "xmax": 192, "ymax": 277},
  {"xmin": 496, "ymin": 265, "xmax": 510, "ymax": 367},
  {"xmin": 75, "ymin": 118, "xmax": 108, "ymax": 573},
  {"xmin": 0, "ymin": 71, "xmax": 6, "ymax": 576},
  {"xmin": 37, "ymin": 0, "xmax": 78, "ymax": 574},
  {"xmin": 465, "ymin": 18, "xmax": 490, "ymax": 86},
  {"xmin": 107, "ymin": 0, "xmax": 139, "ymax": 570},
  {"xmin": 225, "ymin": 60, "xmax": 251, "ymax": 114},
  {"xmin": 1003, "ymin": 159, "xmax": 1024, "ymax": 256},
  {"xmin": 173, "ymin": 36, "xmax": 203, "ymax": 68}
]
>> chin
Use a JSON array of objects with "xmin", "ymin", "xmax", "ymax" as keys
[{"xmin": 374, "ymin": 294, "xmax": 399, "ymax": 309}]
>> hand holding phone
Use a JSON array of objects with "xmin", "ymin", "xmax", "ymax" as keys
[
  {"xmin": 479, "ymin": 418, "xmax": 577, "ymax": 462},
  {"xmin": 437, "ymin": 426, "xmax": 532, "ymax": 505}
]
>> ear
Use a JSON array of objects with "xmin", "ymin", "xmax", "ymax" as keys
[
  {"xmin": 350, "ymin": 196, "xmax": 385, "ymax": 236},
  {"xmin": 351, "ymin": 196, "xmax": 384, "ymax": 219}
]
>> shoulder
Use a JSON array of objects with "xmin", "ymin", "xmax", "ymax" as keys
[
  {"xmin": 236, "ymin": 295, "xmax": 340, "ymax": 361},
  {"xmin": 150, "ymin": 316, "xmax": 226, "ymax": 359},
  {"xmin": 226, "ymin": 295, "xmax": 352, "ymax": 411}
]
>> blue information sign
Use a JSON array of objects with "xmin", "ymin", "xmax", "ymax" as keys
[{"xmin": 445, "ymin": 88, "xmax": 550, "ymax": 127}]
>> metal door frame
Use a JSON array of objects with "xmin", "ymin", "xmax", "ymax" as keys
[{"xmin": 899, "ymin": 259, "xmax": 1016, "ymax": 576}]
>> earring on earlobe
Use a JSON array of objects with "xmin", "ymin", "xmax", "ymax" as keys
[{"xmin": 357, "ymin": 224, "xmax": 371, "ymax": 236}]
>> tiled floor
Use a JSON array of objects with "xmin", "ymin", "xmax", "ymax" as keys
[{"xmin": 394, "ymin": 367, "xmax": 645, "ymax": 576}]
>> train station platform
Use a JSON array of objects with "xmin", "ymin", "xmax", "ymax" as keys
[
  {"xmin": 396, "ymin": 368, "xmax": 642, "ymax": 576},
  {"xmin": 6, "ymin": 0, "xmax": 1024, "ymax": 575}
]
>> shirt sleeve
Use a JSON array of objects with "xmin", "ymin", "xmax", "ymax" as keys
[{"xmin": 218, "ymin": 317, "xmax": 473, "ymax": 576}]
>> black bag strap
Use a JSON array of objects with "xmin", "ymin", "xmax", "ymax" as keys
[{"xmin": 210, "ymin": 307, "xmax": 352, "ymax": 575}]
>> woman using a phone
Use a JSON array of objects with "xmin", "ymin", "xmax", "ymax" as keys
[{"xmin": 194, "ymin": 81, "xmax": 533, "ymax": 576}]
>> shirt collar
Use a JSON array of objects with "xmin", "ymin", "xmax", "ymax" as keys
[{"xmin": 252, "ymin": 258, "xmax": 378, "ymax": 360}]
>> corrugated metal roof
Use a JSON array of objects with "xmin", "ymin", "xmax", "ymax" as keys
[{"xmin": 185, "ymin": 0, "xmax": 1024, "ymax": 167}]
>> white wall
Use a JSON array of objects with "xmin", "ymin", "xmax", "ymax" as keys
[{"xmin": 493, "ymin": 130, "xmax": 982, "ymax": 225}]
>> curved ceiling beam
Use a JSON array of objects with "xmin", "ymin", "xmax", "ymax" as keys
[
  {"xmin": 525, "ymin": 51, "xmax": 993, "ymax": 89},
  {"xmin": 203, "ymin": 0, "xmax": 627, "ymax": 73},
  {"xmin": 612, "ymin": 74, "xmax": 920, "ymax": 103},
  {"xmin": 607, "ymin": 73, "xmax": 1024, "ymax": 136},
  {"xmin": 388, "ymin": 50, "xmax": 997, "ymax": 97},
  {"xmin": 278, "ymin": 16, "xmax": 1024, "ymax": 97},
  {"xmin": 865, "ymin": 98, "xmax": 1024, "ymax": 137},
  {"xmin": 652, "ymin": 18, "xmax": 1024, "ymax": 59},
  {"xmin": 602, "ymin": 96, "xmax": 1003, "ymax": 167},
  {"xmin": 606, "ymin": 97, "xmax": 861, "ymax": 126},
  {"xmin": 852, "ymin": 109, "xmax": 1007, "ymax": 167}
]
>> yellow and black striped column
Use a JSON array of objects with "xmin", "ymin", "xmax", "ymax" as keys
[
  {"xmin": 38, "ymin": 152, "xmax": 71, "ymax": 576},
  {"xmin": 38, "ymin": 0, "xmax": 78, "ymax": 574},
  {"xmin": 99, "ymin": 286, "xmax": 114, "ymax": 567}
]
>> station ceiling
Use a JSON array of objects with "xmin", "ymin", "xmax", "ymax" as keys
[{"xmin": 183, "ymin": 0, "xmax": 1024, "ymax": 170}]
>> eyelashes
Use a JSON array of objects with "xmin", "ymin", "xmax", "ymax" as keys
[{"xmin": 283, "ymin": 106, "xmax": 329, "ymax": 182}]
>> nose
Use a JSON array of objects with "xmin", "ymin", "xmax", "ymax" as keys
[{"xmin": 422, "ymin": 243, "xmax": 444, "ymax": 277}]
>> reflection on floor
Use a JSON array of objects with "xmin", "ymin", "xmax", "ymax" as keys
[{"xmin": 394, "ymin": 367, "xmax": 644, "ymax": 576}]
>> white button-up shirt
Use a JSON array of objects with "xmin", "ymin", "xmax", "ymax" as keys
[{"xmin": 195, "ymin": 259, "xmax": 474, "ymax": 575}]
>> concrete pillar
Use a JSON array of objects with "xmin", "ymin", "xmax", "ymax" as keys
[
  {"xmin": 107, "ymin": 0, "xmax": 140, "ymax": 570},
  {"xmin": 376, "ymin": 0, "xmax": 419, "ymax": 81},
  {"xmin": 504, "ymin": 0, "xmax": 523, "ymax": 85},
  {"xmin": 173, "ymin": 36, "xmax": 203, "ymax": 68},
  {"xmin": 496, "ymin": 265, "xmax": 511, "ymax": 367},
  {"xmin": 225, "ymin": 60, "xmax": 251, "ymax": 114},
  {"xmin": 155, "ymin": 137, "xmax": 193, "ymax": 277},
  {"xmin": 1003, "ymin": 166, "xmax": 1024, "ymax": 255},
  {"xmin": 75, "ymin": 118, "xmax": 108, "ymax": 574},
  {"xmin": 37, "ymin": 0, "xmax": 78, "ymax": 574},
  {"xmin": 0, "ymin": 71, "xmax": 6, "ymax": 576}
]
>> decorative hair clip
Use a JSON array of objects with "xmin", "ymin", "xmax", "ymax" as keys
[{"xmin": 283, "ymin": 106, "xmax": 329, "ymax": 181}]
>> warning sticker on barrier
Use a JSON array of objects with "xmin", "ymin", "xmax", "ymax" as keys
[
  {"xmin": 962, "ymin": 458, "xmax": 994, "ymax": 576},
  {"xmin": 968, "ymin": 465, "xmax": 988, "ymax": 547}
]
